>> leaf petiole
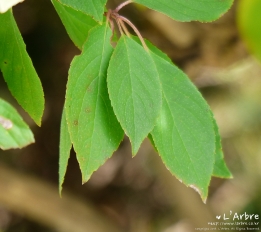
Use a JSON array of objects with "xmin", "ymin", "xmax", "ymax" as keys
[
  {"xmin": 115, "ymin": 0, "xmax": 133, "ymax": 12},
  {"xmin": 118, "ymin": 18, "xmax": 131, "ymax": 37},
  {"xmin": 117, "ymin": 15, "xmax": 148, "ymax": 51},
  {"xmin": 106, "ymin": 1, "xmax": 148, "ymax": 51}
]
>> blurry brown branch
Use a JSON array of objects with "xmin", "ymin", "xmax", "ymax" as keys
[{"xmin": 0, "ymin": 162, "xmax": 121, "ymax": 232}]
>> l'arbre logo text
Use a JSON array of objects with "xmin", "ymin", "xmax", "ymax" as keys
[{"xmin": 216, "ymin": 211, "xmax": 259, "ymax": 221}]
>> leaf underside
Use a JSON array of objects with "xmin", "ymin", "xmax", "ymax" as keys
[
  {"xmin": 0, "ymin": 10, "xmax": 44, "ymax": 126},
  {"xmin": 65, "ymin": 24, "xmax": 124, "ymax": 182},
  {"xmin": 58, "ymin": 0, "xmax": 107, "ymax": 22},
  {"xmin": 51, "ymin": 0, "xmax": 98, "ymax": 49},
  {"xmin": 0, "ymin": 98, "xmax": 34, "ymax": 150},
  {"xmin": 134, "ymin": 0, "xmax": 233, "ymax": 22},
  {"xmin": 107, "ymin": 36, "xmax": 162, "ymax": 155}
]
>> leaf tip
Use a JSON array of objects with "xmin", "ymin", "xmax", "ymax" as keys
[
  {"xmin": 35, "ymin": 120, "xmax": 42, "ymax": 127},
  {"xmin": 59, "ymin": 186, "xmax": 63, "ymax": 198},
  {"xmin": 189, "ymin": 184, "xmax": 208, "ymax": 203},
  {"xmin": 30, "ymin": 106, "xmax": 44, "ymax": 127},
  {"xmin": 131, "ymin": 142, "xmax": 140, "ymax": 157},
  {"xmin": 82, "ymin": 174, "xmax": 91, "ymax": 185},
  {"xmin": 59, "ymin": 175, "xmax": 65, "ymax": 197}
]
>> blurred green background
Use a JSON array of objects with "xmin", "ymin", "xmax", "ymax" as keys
[{"xmin": 0, "ymin": 0, "xmax": 261, "ymax": 231}]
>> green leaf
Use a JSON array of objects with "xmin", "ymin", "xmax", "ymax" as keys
[
  {"xmin": 65, "ymin": 24, "xmax": 124, "ymax": 182},
  {"xmin": 237, "ymin": 0, "xmax": 261, "ymax": 62},
  {"xmin": 59, "ymin": 108, "xmax": 72, "ymax": 195},
  {"xmin": 107, "ymin": 36, "xmax": 162, "ymax": 155},
  {"xmin": 58, "ymin": 0, "xmax": 107, "ymax": 22},
  {"xmin": 0, "ymin": 10, "xmax": 44, "ymax": 126},
  {"xmin": 212, "ymin": 115, "xmax": 232, "ymax": 178},
  {"xmin": 134, "ymin": 0, "xmax": 234, "ymax": 22},
  {"xmin": 51, "ymin": 0, "xmax": 98, "ymax": 49},
  {"xmin": 149, "ymin": 44, "xmax": 215, "ymax": 202},
  {"xmin": 0, "ymin": 98, "xmax": 34, "ymax": 150}
]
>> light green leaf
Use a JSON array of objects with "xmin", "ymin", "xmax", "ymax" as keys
[
  {"xmin": 212, "ymin": 115, "xmax": 232, "ymax": 178},
  {"xmin": 237, "ymin": 0, "xmax": 261, "ymax": 61},
  {"xmin": 0, "ymin": 10, "xmax": 44, "ymax": 126},
  {"xmin": 0, "ymin": 98, "xmax": 34, "ymax": 150},
  {"xmin": 107, "ymin": 36, "xmax": 162, "ymax": 155},
  {"xmin": 65, "ymin": 24, "xmax": 124, "ymax": 182},
  {"xmin": 51, "ymin": 0, "xmax": 98, "ymax": 49},
  {"xmin": 59, "ymin": 0, "xmax": 107, "ymax": 22},
  {"xmin": 134, "ymin": 0, "xmax": 233, "ymax": 22},
  {"xmin": 149, "ymin": 44, "xmax": 215, "ymax": 202},
  {"xmin": 59, "ymin": 108, "xmax": 72, "ymax": 195}
]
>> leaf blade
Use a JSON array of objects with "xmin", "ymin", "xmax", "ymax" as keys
[
  {"xmin": 0, "ymin": 98, "xmax": 34, "ymax": 150},
  {"xmin": 212, "ymin": 115, "xmax": 232, "ymax": 178},
  {"xmin": 65, "ymin": 24, "xmax": 124, "ymax": 182},
  {"xmin": 51, "ymin": 0, "xmax": 98, "ymax": 49},
  {"xmin": 59, "ymin": 108, "xmax": 72, "ymax": 195},
  {"xmin": 107, "ymin": 36, "xmax": 162, "ymax": 155},
  {"xmin": 134, "ymin": 0, "xmax": 233, "ymax": 22},
  {"xmin": 149, "ymin": 45, "xmax": 215, "ymax": 201},
  {"xmin": 0, "ymin": 10, "xmax": 44, "ymax": 126},
  {"xmin": 58, "ymin": 0, "xmax": 107, "ymax": 22}
]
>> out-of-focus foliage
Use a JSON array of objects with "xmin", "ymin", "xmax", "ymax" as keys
[
  {"xmin": 0, "ymin": 98, "xmax": 34, "ymax": 150},
  {"xmin": 0, "ymin": 0, "xmax": 23, "ymax": 13},
  {"xmin": 237, "ymin": 0, "xmax": 261, "ymax": 61}
]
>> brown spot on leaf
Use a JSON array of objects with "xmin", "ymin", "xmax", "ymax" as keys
[
  {"xmin": 73, "ymin": 120, "xmax": 78, "ymax": 126},
  {"xmin": 87, "ymin": 86, "xmax": 92, "ymax": 93},
  {"xmin": 85, "ymin": 107, "xmax": 92, "ymax": 114},
  {"xmin": 80, "ymin": 157, "xmax": 86, "ymax": 163}
]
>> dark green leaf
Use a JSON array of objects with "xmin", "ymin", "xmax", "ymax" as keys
[
  {"xmin": 134, "ymin": 0, "xmax": 233, "ymax": 22},
  {"xmin": 51, "ymin": 0, "xmax": 98, "ymax": 49},
  {"xmin": 59, "ymin": 108, "xmax": 72, "ymax": 195},
  {"xmin": 59, "ymin": 0, "xmax": 107, "ymax": 22},
  {"xmin": 107, "ymin": 36, "xmax": 162, "ymax": 155},
  {"xmin": 65, "ymin": 24, "xmax": 124, "ymax": 182},
  {"xmin": 149, "ymin": 43, "xmax": 215, "ymax": 201},
  {"xmin": 0, "ymin": 98, "xmax": 34, "ymax": 150},
  {"xmin": 0, "ymin": 10, "xmax": 44, "ymax": 126}
]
